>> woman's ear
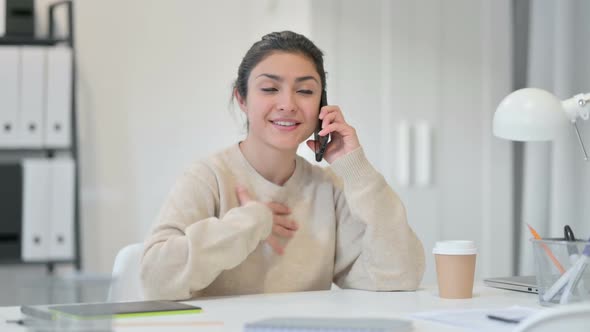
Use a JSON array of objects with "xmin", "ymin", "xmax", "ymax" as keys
[{"xmin": 234, "ymin": 89, "xmax": 247, "ymax": 113}]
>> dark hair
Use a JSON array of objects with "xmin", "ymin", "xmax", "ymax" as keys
[{"xmin": 233, "ymin": 31, "xmax": 326, "ymax": 100}]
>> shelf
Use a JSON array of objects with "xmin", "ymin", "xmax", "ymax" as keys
[
  {"xmin": 0, "ymin": 259, "xmax": 75, "ymax": 265},
  {"xmin": 0, "ymin": 36, "xmax": 69, "ymax": 46},
  {"xmin": 0, "ymin": 148, "xmax": 73, "ymax": 153},
  {"xmin": 0, "ymin": 0, "xmax": 80, "ymax": 273}
]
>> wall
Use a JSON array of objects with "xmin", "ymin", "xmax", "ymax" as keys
[
  {"xmin": 310, "ymin": 0, "xmax": 513, "ymax": 282},
  {"xmin": 74, "ymin": 0, "xmax": 313, "ymax": 273},
  {"xmin": 1, "ymin": 1, "xmax": 515, "ymax": 299},
  {"xmin": 519, "ymin": 0, "xmax": 590, "ymax": 275}
]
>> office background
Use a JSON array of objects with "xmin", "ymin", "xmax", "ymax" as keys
[{"xmin": 1, "ymin": 0, "xmax": 589, "ymax": 305}]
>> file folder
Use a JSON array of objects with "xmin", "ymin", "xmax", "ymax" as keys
[
  {"xmin": 19, "ymin": 46, "xmax": 46, "ymax": 148},
  {"xmin": 44, "ymin": 46, "xmax": 72, "ymax": 148},
  {"xmin": 0, "ymin": 1, "xmax": 5, "ymax": 37},
  {"xmin": 21, "ymin": 159, "xmax": 51, "ymax": 261},
  {"xmin": 0, "ymin": 46, "xmax": 20, "ymax": 148},
  {"xmin": 48, "ymin": 158, "xmax": 75, "ymax": 260}
]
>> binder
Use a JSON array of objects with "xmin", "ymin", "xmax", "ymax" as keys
[
  {"xmin": 21, "ymin": 159, "xmax": 51, "ymax": 261},
  {"xmin": 48, "ymin": 158, "xmax": 75, "ymax": 260},
  {"xmin": 0, "ymin": 46, "xmax": 20, "ymax": 148},
  {"xmin": 0, "ymin": 0, "xmax": 5, "ymax": 36},
  {"xmin": 19, "ymin": 46, "xmax": 46, "ymax": 148},
  {"xmin": 44, "ymin": 46, "xmax": 72, "ymax": 148}
]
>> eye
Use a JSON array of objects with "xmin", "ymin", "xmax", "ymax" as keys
[
  {"xmin": 261, "ymin": 87, "xmax": 278, "ymax": 92},
  {"xmin": 297, "ymin": 90, "xmax": 313, "ymax": 95}
]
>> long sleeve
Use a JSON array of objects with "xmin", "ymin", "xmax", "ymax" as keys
[
  {"xmin": 140, "ymin": 163, "xmax": 273, "ymax": 300},
  {"xmin": 330, "ymin": 148, "xmax": 425, "ymax": 291}
]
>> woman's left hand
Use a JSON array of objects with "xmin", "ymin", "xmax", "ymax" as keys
[{"xmin": 306, "ymin": 105, "xmax": 360, "ymax": 164}]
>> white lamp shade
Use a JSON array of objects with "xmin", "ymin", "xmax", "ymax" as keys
[{"xmin": 493, "ymin": 88, "xmax": 570, "ymax": 141}]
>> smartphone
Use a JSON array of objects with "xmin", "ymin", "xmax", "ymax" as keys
[{"xmin": 314, "ymin": 91, "xmax": 329, "ymax": 162}]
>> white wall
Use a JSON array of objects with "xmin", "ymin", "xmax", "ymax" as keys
[
  {"xmin": 309, "ymin": 0, "xmax": 513, "ymax": 283},
  {"xmin": 74, "ymin": 0, "xmax": 313, "ymax": 273},
  {"xmin": 2, "ymin": 0, "xmax": 513, "ymax": 284},
  {"xmin": 518, "ymin": 0, "xmax": 590, "ymax": 275}
]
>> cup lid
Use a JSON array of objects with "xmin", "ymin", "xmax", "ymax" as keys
[{"xmin": 433, "ymin": 240, "xmax": 477, "ymax": 255}]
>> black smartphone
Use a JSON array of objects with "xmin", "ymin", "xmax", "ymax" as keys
[{"xmin": 314, "ymin": 90, "xmax": 329, "ymax": 162}]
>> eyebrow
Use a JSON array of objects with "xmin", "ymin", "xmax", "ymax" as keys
[{"xmin": 256, "ymin": 73, "xmax": 319, "ymax": 84}]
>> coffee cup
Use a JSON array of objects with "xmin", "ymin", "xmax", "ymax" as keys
[{"xmin": 433, "ymin": 240, "xmax": 477, "ymax": 299}]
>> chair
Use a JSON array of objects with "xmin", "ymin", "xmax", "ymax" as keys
[
  {"xmin": 107, "ymin": 243, "xmax": 145, "ymax": 302},
  {"xmin": 514, "ymin": 302, "xmax": 590, "ymax": 332}
]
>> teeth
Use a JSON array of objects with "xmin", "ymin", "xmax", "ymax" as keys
[{"xmin": 274, "ymin": 121, "xmax": 296, "ymax": 126}]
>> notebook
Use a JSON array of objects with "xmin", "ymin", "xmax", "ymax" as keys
[
  {"xmin": 483, "ymin": 275, "xmax": 539, "ymax": 294},
  {"xmin": 21, "ymin": 300, "xmax": 201, "ymax": 320},
  {"xmin": 244, "ymin": 317, "xmax": 413, "ymax": 332}
]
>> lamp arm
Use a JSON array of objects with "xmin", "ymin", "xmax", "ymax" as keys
[
  {"xmin": 562, "ymin": 92, "xmax": 590, "ymax": 161},
  {"xmin": 572, "ymin": 122, "xmax": 589, "ymax": 161}
]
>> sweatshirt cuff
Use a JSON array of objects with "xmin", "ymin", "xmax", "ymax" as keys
[
  {"xmin": 330, "ymin": 147, "xmax": 380, "ymax": 187},
  {"xmin": 243, "ymin": 201, "xmax": 273, "ymax": 239}
]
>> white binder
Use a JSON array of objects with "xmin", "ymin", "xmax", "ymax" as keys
[
  {"xmin": 21, "ymin": 159, "xmax": 51, "ymax": 262},
  {"xmin": 0, "ymin": 47, "xmax": 20, "ymax": 148},
  {"xmin": 0, "ymin": 0, "xmax": 5, "ymax": 36},
  {"xmin": 48, "ymin": 158, "xmax": 75, "ymax": 260},
  {"xmin": 44, "ymin": 46, "xmax": 72, "ymax": 148},
  {"xmin": 19, "ymin": 46, "xmax": 46, "ymax": 148}
]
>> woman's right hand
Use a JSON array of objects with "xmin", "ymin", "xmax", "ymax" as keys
[{"xmin": 236, "ymin": 186, "xmax": 298, "ymax": 255}]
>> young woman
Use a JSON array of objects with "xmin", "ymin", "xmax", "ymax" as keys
[{"xmin": 141, "ymin": 31, "xmax": 425, "ymax": 300}]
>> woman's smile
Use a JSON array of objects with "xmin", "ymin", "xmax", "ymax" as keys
[{"xmin": 269, "ymin": 118, "xmax": 302, "ymax": 132}]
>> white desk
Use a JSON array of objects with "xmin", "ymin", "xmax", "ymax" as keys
[{"xmin": 0, "ymin": 283, "xmax": 542, "ymax": 331}]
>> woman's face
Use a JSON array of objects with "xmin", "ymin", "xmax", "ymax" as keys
[{"xmin": 238, "ymin": 51, "xmax": 322, "ymax": 152}]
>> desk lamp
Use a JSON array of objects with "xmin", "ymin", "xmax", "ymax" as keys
[{"xmin": 493, "ymin": 88, "xmax": 590, "ymax": 159}]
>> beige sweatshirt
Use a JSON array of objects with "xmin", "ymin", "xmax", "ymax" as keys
[{"xmin": 141, "ymin": 144, "xmax": 425, "ymax": 300}]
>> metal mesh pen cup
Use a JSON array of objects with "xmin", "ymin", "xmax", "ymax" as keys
[{"xmin": 531, "ymin": 238, "xmax": 590, "ymax": 306}]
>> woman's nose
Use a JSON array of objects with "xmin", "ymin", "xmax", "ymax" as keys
[{"xmin": 277, "ymin": 92, "xmax": 296, "ymax": 112}]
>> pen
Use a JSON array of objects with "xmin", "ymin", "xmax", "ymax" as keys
[
  {"xmin": 543, "ymin": 254, "xmax": 584, "ymax": 302},
  {"xmin": 486, "ymin": 314, "xmax": 521, "ymax": 324},
  {"xmin": 5, "ymin": 319, "xmax": 34, "ymax": 325},
  {"xmin": 527, "ymin": 223, "xmax": 566, "ymax": 274},
  {"xmin": 560, "ymin": 238, "xmax": 590, "ymax": 304}
]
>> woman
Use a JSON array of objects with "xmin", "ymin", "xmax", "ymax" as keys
[{"xmin": 141, "ymin": 31, "xmax": 425, "ymax": 300}]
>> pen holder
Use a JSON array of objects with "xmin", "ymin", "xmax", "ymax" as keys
[{"xmin": 531, "ymin": 238, "xmax": 590, "ymax": 306}]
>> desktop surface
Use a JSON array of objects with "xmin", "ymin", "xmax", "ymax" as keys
[{"xmin": 0, "ymin": 283, "xmax": 541, "ymax": 332}]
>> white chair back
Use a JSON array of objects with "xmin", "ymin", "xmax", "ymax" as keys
[{"xmin": 107, "ymin": 243, "xmax": 144, "ymax": 302}]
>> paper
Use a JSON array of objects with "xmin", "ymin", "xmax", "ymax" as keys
[{"xmin": 411, "ymin": 306, "xmax": 539, "ymax": 332}]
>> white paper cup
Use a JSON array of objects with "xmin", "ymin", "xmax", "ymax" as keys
[{"xmin": 433, "ymin": 241, "xmax": 477, "ymax": 299}]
